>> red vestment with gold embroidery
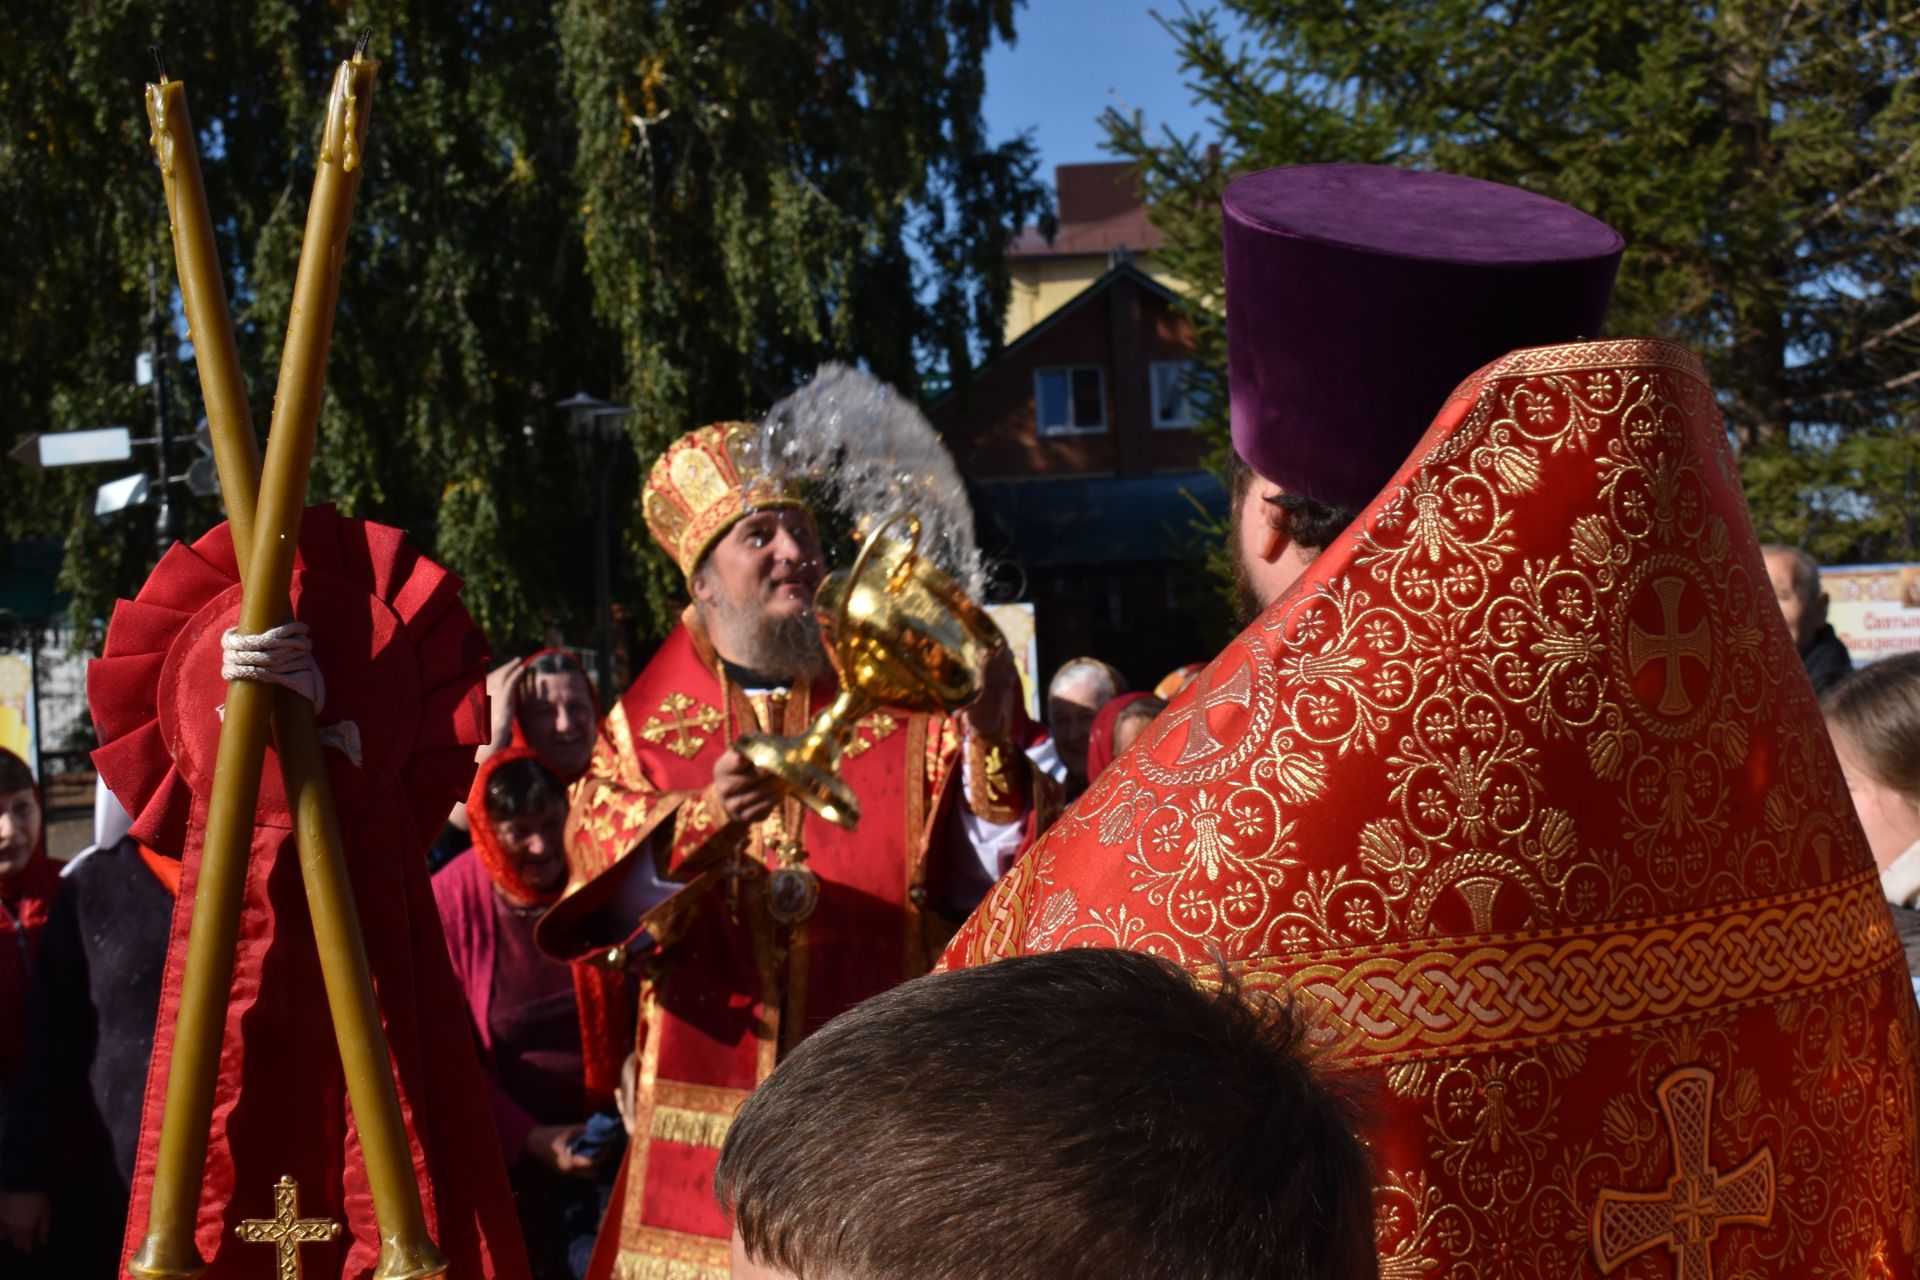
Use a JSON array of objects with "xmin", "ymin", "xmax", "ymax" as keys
[
  {"xmin": 946, "ymin": 340, "xmax": 1920, "ymax": 1278},
  {"xmin": 547, "ymin": 610, "xmax": 1001, "ymax": 1280}
]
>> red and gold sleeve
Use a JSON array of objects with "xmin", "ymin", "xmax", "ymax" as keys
[
  {"xmin": 963, "ymin": 724, "xmax": 1038, "ymax": 826},
  {"xmin": 562, "ymin": 703, "xmax": 746, "ymax": 906}
]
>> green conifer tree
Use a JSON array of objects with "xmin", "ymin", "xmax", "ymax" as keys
[{"xmin": 1110, "ymin": 1, "xmax": 1920, "ymax": 578}]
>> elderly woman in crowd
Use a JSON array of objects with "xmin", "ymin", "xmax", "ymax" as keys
[{"xmin": 1040, "ymin": 657, "xmax": 1126, "ymax": 800}]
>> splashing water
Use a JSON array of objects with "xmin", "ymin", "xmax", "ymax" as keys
[{"xmin": 751, "ymin": 363, "xmax": 985, "ymax": 598}]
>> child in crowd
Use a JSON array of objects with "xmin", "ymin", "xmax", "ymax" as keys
[
  {"xmin": 1824, "ymin": 651, "xmax": 1920, "ymax": 992},
  {"xmin": 716, "ymin": 947, "xmax": 1377, "ymax": 1280}
]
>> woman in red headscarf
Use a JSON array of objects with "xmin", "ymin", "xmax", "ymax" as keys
[
  {"xmin": 1085, "ymin": 693, "xmax": 1167, "ymax": 782},
  {"xmin": 0, "ymin": 749, "xmax": 53, "ymax": 1098},
  {"xmin": 433, "ymin": 747, "xmax": 631, "ymax": 1279},
  {"xmin": 432, "ymin": 650, "xmax": 600, "ymax": 872}
]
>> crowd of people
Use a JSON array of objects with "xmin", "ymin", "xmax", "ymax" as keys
[{"xmin": 3, "ymin": 161, "xmax": 1919, "ymax": 1278}]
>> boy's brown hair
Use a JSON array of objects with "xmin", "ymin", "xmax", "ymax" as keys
[{"xmin": 716, "ymin": 947, "xmax": 1377, "ymax": 1280}]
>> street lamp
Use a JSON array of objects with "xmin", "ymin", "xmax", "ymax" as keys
[{"xmin": 556, "ymin": 392, "xmax": 634, "ymax": 701}]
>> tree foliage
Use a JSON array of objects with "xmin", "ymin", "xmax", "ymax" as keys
[
  {"xmin": 559, "ymin": 0, "xmax": 1050, "ymax": 620},
  {"xmin": 0, "ymin": 1, "xmax": 1043, "ymax": 653},
  {"xmin": 1109, "ymin": 1, "xmax": 1920, "ymax": 567}
]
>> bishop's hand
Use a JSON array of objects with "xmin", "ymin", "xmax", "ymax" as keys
[{"xmin": 714, "ymin": 747, "xmax": 784, "ymax": 825}]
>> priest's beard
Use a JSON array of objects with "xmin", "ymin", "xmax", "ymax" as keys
[
  {"xmin": 1229, "ymin": 533, "xmax": 1265, "ymax": 630},
  {"xmin": 700, "ymin": 586, "xmax": 831, "ymax": 687}
]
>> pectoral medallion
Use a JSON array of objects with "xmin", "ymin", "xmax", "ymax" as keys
[{"xmin": 765, "ymin": 865, "xmax": 820, "ymax": 926}]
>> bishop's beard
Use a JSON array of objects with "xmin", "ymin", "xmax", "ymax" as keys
[{"xmin": 704, "ymin": 590, "xmax": 832, "ymax": 687}]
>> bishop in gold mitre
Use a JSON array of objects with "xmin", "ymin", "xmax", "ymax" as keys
[{"xmin": 539, "ymin": 417, "xmax": 1046, "ymax": 1280}]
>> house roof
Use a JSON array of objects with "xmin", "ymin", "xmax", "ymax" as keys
[
  {"xmin": 1008, "ymin": 206, "xmax": 1164, "ymax": 260},
  {"xmin": 1004, "ymin": 259, "xmax": 1179, "ymax": 357},
  {"xmin": 932, "ymin": 260, "xmax": 1182, "ymax": 415},
  {"xmin": 1009, "ymin": 161, "xmax": 1166, "ymax": 260},
  {"xmin": 976, "ymin": 471, "xmax": 1226, "ymax": 569}
]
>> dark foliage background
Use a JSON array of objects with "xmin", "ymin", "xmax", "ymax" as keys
[{"xmin": 0, "ymin": 1, "xmax": 1047, "ymax": 652}]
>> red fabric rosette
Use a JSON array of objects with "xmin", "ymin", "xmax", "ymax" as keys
[{"xmin": 92, "ymin": 505, "xmax": 529, "ymax": 1279}]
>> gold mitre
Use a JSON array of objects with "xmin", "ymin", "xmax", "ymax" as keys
[{"xmin": 642, "ymin": 422, "xmax": 809, "ymax": 576}]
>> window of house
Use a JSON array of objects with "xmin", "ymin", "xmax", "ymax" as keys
[
  {"xmin": 1151, "ymin": 360, "xmax": 1197, "ymax": 429},
  {"xmin": 1035, "ymin": 366, "xmax": 1106, "ymax": 435}
]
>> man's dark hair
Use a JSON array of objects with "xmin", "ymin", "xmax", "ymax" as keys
[
  {"xmin": 0, "ymin": 751, "xmax": 35, "ymax": 798},
  {"xmin": 484, "ymin": 756, "xmax": 567, "ymax": 822},
  {"xmin": 1227, "ymin": 450, "xmax": 1357, "ymax": 552},
  {"xmin": 716, "ymin": 948, "xmax": 1377, "ymax": 1280}
]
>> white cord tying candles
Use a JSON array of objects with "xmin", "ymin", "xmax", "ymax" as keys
[{"xmin": 218, "ymin": 623, "xmax": 364, "ymax": 767}]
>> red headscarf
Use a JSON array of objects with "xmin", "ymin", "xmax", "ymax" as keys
[
  {"xmin": 468, "ymin": 747, "xmax": 630, "ymax": 1110},
  {"xmin": 509, "ymin": 648, "xmax": 600, "ymax": 784},
  {"xmin": 1087, "ymin": 692, "xmax": 1154, "ymax": 781},
  {"xmin": 0, "ymin": 748, "xmax": 55, "ymax": 1089},
  {"xmin": 469, "ymin": 747, "xmax": 567, "ymax": 906}
]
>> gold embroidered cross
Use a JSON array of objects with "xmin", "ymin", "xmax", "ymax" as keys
[
  {"xmin": 1591, "ymin": 1067, "xmax": 1774, "ymax": 1280},
  {"xmin": 1152, "ymin": 659, "xmax": 1252, "ymax": 765},
  {"xmin": 1627, "ymin": 577, "xmax": 1711, "ymax": 716},
  {"xmin": 639, "ymin": 692, "xmax": 723, "ymax": 759},
  {"xmin": 234, "ymin": 1175, "xmax": 341, "ymax": 1280},
  {"xmin": 842, "ymin": 711, "xmax": 900, "ymax": 761}
]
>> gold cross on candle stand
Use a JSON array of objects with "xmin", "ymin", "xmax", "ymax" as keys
[{"xmin": 234, "ymin": 1176, "xmax": 341, "ymax": 1280}]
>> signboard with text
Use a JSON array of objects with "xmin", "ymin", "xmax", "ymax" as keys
[
  {"xmin": 1823, "ymin": 563, "xmax": 1920, "ymax": 665},
  {"xmin": 986, "ymin": 602, "xmax": 1040, "ymax": 721}
]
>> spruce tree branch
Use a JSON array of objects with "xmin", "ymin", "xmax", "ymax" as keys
[
  {"xmin": 1767, "ymin": 0, "xmax": 1805, "ymax": 51},
  {"xmin": 1861, "ymin": 308, "xmax": 1920, "ymax": 354},
  {"xmin": 1786, "ymin": 365, "xmax": 1920, "ymax": 410},
  {"xmin": 1802, "ymin": 137, "xmax": 1920, "ymax": 234}
]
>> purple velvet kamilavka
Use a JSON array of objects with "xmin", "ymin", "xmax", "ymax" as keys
[{"xmin": 1224, "ymin": 164, "xmax": 1624, "ymax": 510}]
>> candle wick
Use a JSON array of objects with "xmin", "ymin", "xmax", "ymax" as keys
[
  {"xmin": 353, "ymin": 28, "xmax": 372, "ymax": 60},
  {"xmin": 149, "ymin": 44, "xmax": 169, "ymax": 85}
]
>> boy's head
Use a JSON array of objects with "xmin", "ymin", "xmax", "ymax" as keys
[{"xmin": 715, "ymin": 948, "xmax": 1377, "ymax": 1280}]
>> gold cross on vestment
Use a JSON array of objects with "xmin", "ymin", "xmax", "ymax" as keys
[
  {"xmin": 1152, "ymin": 659, "xmax": 1252, "ymax": 765},
  {"xmin": 234, "ymin": 1175, "xmax": 341, "ymax": 1280},
  {"xmin": 1591, "ymin": 1067, "xmax": 1775, "ymax": 1279},
  {"xmin": 1627, "ymin": 576, "xmax": 1712, "ymax": 716},
  {"xmin": 639, "ymin": 692, "xmax": 723, "ymax": 759}
]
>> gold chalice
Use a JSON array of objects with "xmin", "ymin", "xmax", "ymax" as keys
[{"xmin": 737, "ymin": 512, "xmax": 1003, "ymax": 832}]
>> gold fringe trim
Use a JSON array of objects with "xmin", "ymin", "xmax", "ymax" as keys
[
  {"xmin": 650, "ymin": 1104, "xmax": 735, "ymax": 1150},
  {"xmin": 611, "ymin": 1254, "xmax": 728, "ymax": 1280},
  {"xmin": 654, "ymin": 1079, "xmax": 751, "ymax": 1114},
  {"xmin": 613, "ymin": 1226, "xmax": 731, "ymax": 1280}
]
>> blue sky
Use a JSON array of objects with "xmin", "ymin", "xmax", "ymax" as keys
[{"xmin": 982, "ymin": 2, "xmax": 1242, "ymax": 187}]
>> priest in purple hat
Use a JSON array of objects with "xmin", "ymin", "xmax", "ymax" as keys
[
  {"xmin": 947, "ymin": 164, "xmax": 1920, "ymax": 1276},
  {"xmin": 1224, "ymin": 164, "xmax": 1623, "ymax": 622}
]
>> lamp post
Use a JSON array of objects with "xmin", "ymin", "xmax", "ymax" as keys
[
  {"xmin": 556, "ymin": 392, "xmax": 633, "ymax": 701},
  {"xmin": 146, "ymin": 262, "xmax": 180, "ymax": 554}
]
